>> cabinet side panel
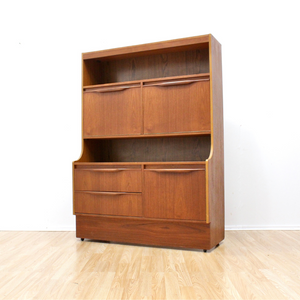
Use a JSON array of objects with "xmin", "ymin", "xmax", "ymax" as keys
[
  {"xmin": 83, "ymin": 59, "xmax": 102, "ymax": 86},
  {"xmin": 208, "ymin": 35, "xmax": 224, "ymax": 247}
]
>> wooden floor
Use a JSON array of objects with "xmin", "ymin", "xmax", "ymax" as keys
[{"xmin": 0, "ymin": 231, "xmax": 299, "ymax": 299}]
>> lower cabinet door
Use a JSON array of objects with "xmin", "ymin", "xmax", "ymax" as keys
[
  {"xmin": 74, "ymin": 166, "xmax": 142, "ymax": 192},
  {"xmin": 74, "ymin": 191, "xmax": 142, "ymax": 217},
  {"xmin": 143, "ymin": 166, "xmax": 206, "ymax": 221}
]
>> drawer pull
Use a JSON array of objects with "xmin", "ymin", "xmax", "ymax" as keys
[
  {"xmin": 84, "ymin": 84, "xmax": 140, "ymax": 93},
  {"xmin": 144, "ymin": 78, "xmax": 209, "ymax": 88},
  {"xmin": 145, "ymin": 169, "xmax": 202, "ymax": 173},
  {"xmin": 83, "ymin": 191, "xmax": 137, "ymax": 196},
  {"xmin": 85, "ymin": 168, "xmax": 127, "ymax": 172}
]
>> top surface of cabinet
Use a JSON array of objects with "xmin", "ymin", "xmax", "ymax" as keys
[{"xmin": 82, "ymin": 34, "xmax": 210, "ymax": 60}]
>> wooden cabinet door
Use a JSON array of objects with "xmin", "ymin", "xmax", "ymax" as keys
[
  {"xmin": 74, "ymin": 191, "xmax": 142, "ymax": 217},
  {"xmin": 74, "ymin": 165, "xmax": 142, "ymax": 192},
  {"xmin": 143, "ymin": 165, "xmax": 206, "ymax": 221},
  {"xmin": 83, "ymin": 84, "xmax": 142, "ymax": 137},
  {"xmin": 143, "ymin": 78, "xmax": 210, "ymax": 135}
]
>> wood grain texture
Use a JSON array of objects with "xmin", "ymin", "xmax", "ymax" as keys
[
  {"xmin": 74, "ymin": 165, "xmax": 142, "ymax": 192},
  {"xmin": 207, "ymin": 35, "xmax": 225, "ymax": 248},
  {"xmin": 76, "ymin": 215, "xmax": 211, "ymax": 249},
  {"xmin": 83, "ymin": 85, "xmax": 142, "ymax": 137},
  {"xmin": 143, "ymin": 166, "xmax": 206, "ymax": 221},
  {"xmin": 1, "ymin": 231, "xmax": 300, "ymax": 299},
  {"xmin": 74, "ymin": 192, "xmax": 142, "ymax": 217},
  {"xmin": 143, "ymin": 80, "xmax": 210, "ymax": 134},
  {"xmin": 97, "ymin": 48, "xmax": 209, "ymax": 84},
  {"xmin": 82, "ymin": 34, "xmax": 209, "ymax": 60}
]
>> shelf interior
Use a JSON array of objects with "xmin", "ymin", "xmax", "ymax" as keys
[
  {"xmin": 79, "ymin": 135, "xmax": 211, "ymax": 163},
  {"xmin": 83, "ymin": 46, "xmax": 209, "ymax": 86}
]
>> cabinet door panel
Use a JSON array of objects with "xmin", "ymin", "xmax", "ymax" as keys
[
  {"xmin": 143, "ymin": 167, "xmax": 206, "ymax": 221},
  {"xmin": 75, "ymin": 191, "xmax": 142, "ymax": 216},
  {"xmin": 143, "ymin": 79, "xmax": 210, "ymax": 134},
  {"xmin": 74, "ymin": 167, "xmax": 142, "ymax": 192},
  {"xmin": 83, "ymin": 85, "xmax": 142, "ymax": 136}
]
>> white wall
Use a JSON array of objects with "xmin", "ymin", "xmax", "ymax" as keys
[{"xmin": 0, "ymin": 1, "xmax": 299, "ymax": 231}]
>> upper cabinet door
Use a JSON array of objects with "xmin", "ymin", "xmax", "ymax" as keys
[
  {"xmin": 83, "ymin": 84, "xmax": 142, "ymax": 137},
  {"xmin": 143, "ymin": 78, "xmax": 210, "ymax": 135}
]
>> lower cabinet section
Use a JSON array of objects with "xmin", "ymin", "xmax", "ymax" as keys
[
  {"xmin": 76, "ymin": 214, "xmax": 212, "ymax": 250},
  {"xmin": 74, "ymin": 191, "xmax": 142, "ymax": 217},
  {"xmin": 73, "ymin": 162, "xmax": 220, "ymax": 250}
]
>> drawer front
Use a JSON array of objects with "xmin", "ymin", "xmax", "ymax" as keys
[
  {"xmin": 83, "ymin": 85, "xmax": 142, "ymax": 137},
  {"xmin": 143, "ymin": 165, "xmax": 206, "ymax": 221},
  {"xmin": 74, "ymin": 191, "xmax": 142, "ymax": 217},
  {"xmin": 143, "ymin": 79, "xmax": 210, "ymax": 135},
  {"xmin": 74, "ymin": 167, "xmax": 142, "ymax": 192}
]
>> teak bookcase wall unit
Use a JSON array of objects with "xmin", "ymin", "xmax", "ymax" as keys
[{"xmin": 73, "ymin": 34, "xmax": 224, "ymax": 251}]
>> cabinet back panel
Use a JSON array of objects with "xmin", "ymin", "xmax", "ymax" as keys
[
  {"xmin": 83, "ymin": 48, "xmax": 209, "ymax": 85},
  {"xmin": 83, "ymin": 136, "xmax": 211, "ymax": 162}
]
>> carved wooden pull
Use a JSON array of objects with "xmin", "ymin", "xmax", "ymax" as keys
[
  {"xmin": 87, "ymin": 169, "xmax": 126, "ymax": 172},
  {"xmin": 83, "ymin": 191, "xmax": 135, "ymax": 196},
  {"xmin": 146, "ymin": 169, "xmax": 202, "ymax": 173},
  {"xmin": 84, "ymin": 84, "xmax": 140, "ymax": 93},
  {"xmin": 144, "ymin": 78, "xmax": 209, "ymax": 88}
]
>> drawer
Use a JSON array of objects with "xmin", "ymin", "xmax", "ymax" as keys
[
  {"xmin": 143, "ymin": 77, "xmax": 210, "ymax": 135},
  {"xmin": 143, "ymin": 164, "xmax": 206, "ymax": 221},
  {"xmin": 83, "ymin": 83, "xmax": 142, "ymax": 137},
  {"xmin": 74, "ymin": 166, "xmax": 142, "ymax": 192},
  {"xmin": 74, "ymin": 191, "xmax": 142, "ymax": 217}
]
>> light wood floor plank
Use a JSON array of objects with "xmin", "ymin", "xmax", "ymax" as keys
[{"xmin": 0, "ymin": 231, "xmax": 300, "ymax": 299}]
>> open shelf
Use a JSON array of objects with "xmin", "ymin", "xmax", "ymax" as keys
[
  {"xmin": 83, "ymin": 45, "xmax": 210, "ymax": 86},
  {"xmin": 79, "ymin": 135, "xmax": 211, "ymax": 163}
]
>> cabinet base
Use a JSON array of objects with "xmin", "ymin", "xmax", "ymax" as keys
[{"xmin": 76, "ymin": 214, "xmax": 222, "ymax": 251}]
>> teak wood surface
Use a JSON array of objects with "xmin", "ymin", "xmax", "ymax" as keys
[
  {"xmin": 74, "ymin": 166, "xmax": 142, "ymax": 192},
  {"xmin": 83, "ymin": 85, "xmax": 142, "ymax": 137},
  {"xmin": 143, "ymin": 167, "xmax": 206, "ymax": 221},
  {"xmin": 143, "ymin": 79, "xmax": 210, "ymax": 135}
]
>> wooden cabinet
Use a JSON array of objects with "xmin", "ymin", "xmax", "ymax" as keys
[{"xmin": 73, "ymin": 34, "xmax": 224, "ymax": 251}]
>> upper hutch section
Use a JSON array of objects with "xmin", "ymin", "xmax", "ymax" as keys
[
  {"xmin": 78, "ymin": 35, "xmax": 217, "ymax": 163},
  {"xmin": 82, "ymin": 35, "xmax": 210, "ymax": 86}
]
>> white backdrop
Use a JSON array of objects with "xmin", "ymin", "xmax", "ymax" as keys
[{"xmin": 0, "ymin": 1, "xmax": 299, "ymax": 231}]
